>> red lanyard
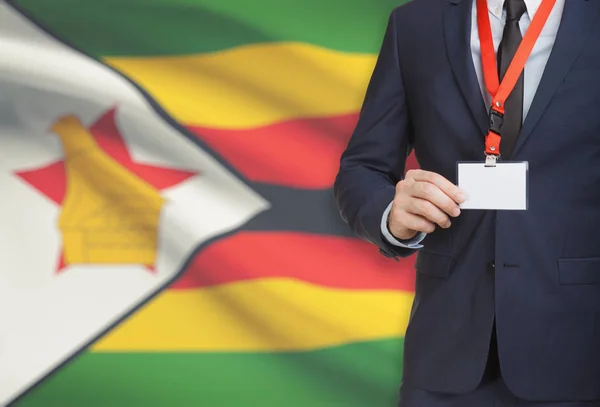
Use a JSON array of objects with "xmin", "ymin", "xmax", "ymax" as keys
[{"xmin": 477, "ymin": 0, "xmax": 556, "ymax": 158}]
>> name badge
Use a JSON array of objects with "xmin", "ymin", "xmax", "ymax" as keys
[{"xmin": 457, "ymin": 161, "xmax": 528, "ymax": 210}]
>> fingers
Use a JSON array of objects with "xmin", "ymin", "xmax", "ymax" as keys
[
  {"xmin": 411, "ymin": 182, "xmax": 461, "ymax": 219},
  {"xmin": 394, "ymin": 211, "xmax": 436, "ymax": 234},
  {"xmin": 392, "ymin": 170, "xmax": 466, "ymax": 232},
  {"xmin": 407, "ymin": 198, "xmax": 452, "ymax": 229},
  {"xmin": 406, "ymin": 169, "xmax": 466, "ymax": 204}
]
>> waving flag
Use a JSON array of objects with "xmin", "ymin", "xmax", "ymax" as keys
[{"xmin": 1, "ymin": 0, "xmax": 417, "ymax": 406}]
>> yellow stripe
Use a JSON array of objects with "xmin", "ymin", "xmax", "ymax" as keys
[
  {"xmin": 105, "ymin": 42, "xmax": 376, "ymax": 129},
  {"xmin": 92, "ymin": 279, "xmax": 414, "ymax": 352}
]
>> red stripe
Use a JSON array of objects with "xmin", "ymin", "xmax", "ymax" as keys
[
  {"xmin": 170, "ymin": 231, "xmax": 416, "ymax": 292},
  {"xmin": 188, "ymin": 114, "xmax": 359, "ymax": 189},
  {"xmin": 189, "ymin": 114, "xmax": 420, "ymax": 189},
  {"xmin": 17, "ymin": 111, "xmax": 419, "ymax": 202}
]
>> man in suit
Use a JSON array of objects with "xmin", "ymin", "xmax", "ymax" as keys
[{"xmin": 334, "ymin": 0, "xmax": 600, "ymax": 405}]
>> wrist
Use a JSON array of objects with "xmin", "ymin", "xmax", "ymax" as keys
[{"xmin": 387, "ymin": 211, "xmax": 418, "ymax": 241}]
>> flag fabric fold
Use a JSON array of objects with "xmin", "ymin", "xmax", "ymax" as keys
[{"xmin": 0, "ymin": 0, "xmax": 415, "ymax": 406}]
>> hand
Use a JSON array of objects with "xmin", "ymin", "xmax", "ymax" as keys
[{"xmin": 388, "ymin": 169, "xmax": 466, "ymax": 240}]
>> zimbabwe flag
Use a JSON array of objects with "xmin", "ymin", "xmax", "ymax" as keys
[{"xmin": 0, "ymin": 1, "xmax": 418, "ymax": 406}]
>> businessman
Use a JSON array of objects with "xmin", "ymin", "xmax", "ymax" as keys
[{"xmin": 334, "ymin": 0, "xmax": 600, "ymax": 405}]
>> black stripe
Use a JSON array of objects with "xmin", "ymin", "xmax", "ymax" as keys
[{"xmin": 242, "ymin": 184, "xmax": 353, "ymax": 237}]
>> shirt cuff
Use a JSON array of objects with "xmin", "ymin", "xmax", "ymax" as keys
[{"xmin": 380, "ymin": 201, "xmax": 426, "ymax": 248}]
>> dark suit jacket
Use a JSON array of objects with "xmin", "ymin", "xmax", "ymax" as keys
[{"xmin": 334, "ymin": 0, "xmax": 600, "ymax": 401}]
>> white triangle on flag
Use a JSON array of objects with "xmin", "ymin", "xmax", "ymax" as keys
[{"xmin": 0, "ymin": 3, "xmax": 270, "ymax": 405}]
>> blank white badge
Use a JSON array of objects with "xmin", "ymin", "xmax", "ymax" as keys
[{"xmin": 457, "ymin": 162, "xmax": 528, "ymax": 210}]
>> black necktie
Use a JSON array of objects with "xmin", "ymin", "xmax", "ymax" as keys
[{"xmin": 497, "ymin": 0, "xmax": 527, "ymax": 159}]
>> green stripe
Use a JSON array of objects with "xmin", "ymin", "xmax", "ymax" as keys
[
  {"xmin": 11, "ymin": 0, "xmax": 408, "ymax": 57},
  {"xmin": 15, "ymin": 338, "xmax": 403, "ymax": 407}
]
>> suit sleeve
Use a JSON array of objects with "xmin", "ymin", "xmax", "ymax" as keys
[{"xmin": 333, "ymin": 9, "xmax": 417, "ymax": 259}]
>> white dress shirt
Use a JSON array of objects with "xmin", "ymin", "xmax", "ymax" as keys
[{"xmin": 381, "ymin": 0, "xmax": 565, "ymax": 248}]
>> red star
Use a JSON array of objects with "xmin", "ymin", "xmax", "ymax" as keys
[{"xmin": 15, "ymin": 107, "xmax": 197, "ymax": 272}]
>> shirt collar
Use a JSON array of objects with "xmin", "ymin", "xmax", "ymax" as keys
[{"xmin": 487, "ymin": 0, "xmax": 543, "ymax": 19}]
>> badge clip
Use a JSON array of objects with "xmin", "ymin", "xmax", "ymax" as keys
[{"xmin": 485, "ymin": 154, "xmax": 498, "ymax": 167}]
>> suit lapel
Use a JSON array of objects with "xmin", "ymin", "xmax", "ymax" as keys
[
  {"xmin": 444, "ymin": 0, "xmax": 489, "ymax": 136},
  {"xmin": 514, "ymin": 0, "xmax": 600, "ymax": 156}
]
